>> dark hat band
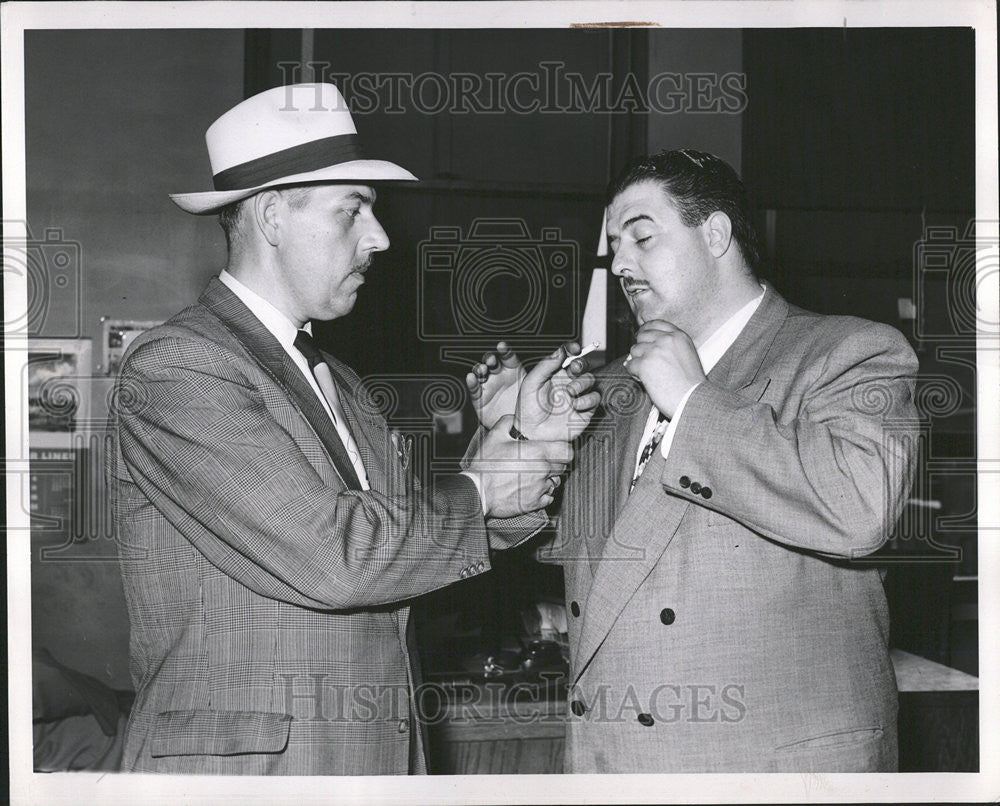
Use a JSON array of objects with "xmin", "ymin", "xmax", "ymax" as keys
[{"xmin": 212, "ymin": 133, "xmax": 365, "ymax": 191}]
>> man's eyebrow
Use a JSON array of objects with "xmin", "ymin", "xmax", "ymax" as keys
[
  {"xmin": 346, "ymin": 189, "xmax": 376, "ymax": 205},
  {"xmin": 621, "ymin": 213, "xmax": 652, "ymax": 230},
  {"xmin": 608, "ymin": 213, "xmax": 653, "ymax": 244}
]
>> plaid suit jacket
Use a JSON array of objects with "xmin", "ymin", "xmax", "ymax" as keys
[
  {"xmin": 108, "ymin": 278, "xmax": 535, "ymax": 774},
  {"xmin": 539, "ymin": 285, "xmax": 919, "ymax": 773}
]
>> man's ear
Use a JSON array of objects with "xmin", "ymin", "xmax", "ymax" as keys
[
  {"xmin": 253, "ymin": 190, "xmax": 283, "ymax": 247},
  {"xmin": 703, "ymin": 211, "xmax": 733, "ymax": 258}
]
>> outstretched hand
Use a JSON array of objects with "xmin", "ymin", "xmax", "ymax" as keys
[
  {"xmin": 514, "ymin": 343, "xmax": 601, "ymax": 442},
  {"xmin": 465, "ymin": 342, "xmax": 525, "ymax": 429},
  {"xmin": 468, "ymin": 415, "xmax": 574, "ymax": 517}
]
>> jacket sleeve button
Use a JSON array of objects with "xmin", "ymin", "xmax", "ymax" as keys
[
  {"xmin": 690, "ymin": 481, "xmax": 702, "ymax": 494},
  {"xmin": 700, "ymin": 486, "xmax": 712, "ymax": 499},
  {"xmin": 571, "ymin": 699, "xmax": 587, "ymax": 717},
  {"xmin": 637, "ymin": 713, "xmax": 655, "ymax": 727},
  {"xmin": 659, "ymin": 608, "xmax": 676, "ymax": 625},
  {"xmin": 679, "ymin": 475, "xmax": 691, "ymax": 488},
  {"xmin": 570, "ymin": 601, "xmax": 581, "ymax": 617}
]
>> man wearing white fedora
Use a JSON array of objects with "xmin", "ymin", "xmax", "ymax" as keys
[{"xmin": 108, "ymin": 83, "xmax": 598, "ymax": 775}]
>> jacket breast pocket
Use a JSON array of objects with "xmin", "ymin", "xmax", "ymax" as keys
[{"xmin": 149, "ymin": 709, "xmax": 292, "ymax": 757}]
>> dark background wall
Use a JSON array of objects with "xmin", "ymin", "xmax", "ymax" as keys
[
  {"xmin": 26, "ymin": 29, "xmax": 244, "ymax": 687},
  {"xmin": 24, "ymin": 27, "xmax": 977, "ymax": 689}
]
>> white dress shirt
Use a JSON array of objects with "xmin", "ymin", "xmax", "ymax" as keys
[
  {"xmin": 632, "ymin": 287, "xmax": 766, "ymax": 478},
  {"xmin": 219, "ymin": 270, "xmax": 370, "ymax": 490}
]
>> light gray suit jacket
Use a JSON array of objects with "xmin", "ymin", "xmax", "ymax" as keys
[
  {"xmin": 108, "ymin": 278, "xmax": 538, "ymax": 774},
  {"xmin": 539, "ymin": 285, "xmax": 919, "ymax": 772}
]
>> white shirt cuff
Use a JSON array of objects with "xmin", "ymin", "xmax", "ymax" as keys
[
  {"xmin": 460, "ymin": 470, "xmax": 489, "ymax": 515},
  {"xmin": 659, "ymin": 382, "xmax": 701, "ymax": 460}
]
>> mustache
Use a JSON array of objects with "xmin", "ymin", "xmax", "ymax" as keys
[
  {"xmin": 354, "ymin": 256, "xmax": 374, "ymax": 273},
  {"xmin": 620, "ymin": 277, "xmax": 649, "ymax": 292}
]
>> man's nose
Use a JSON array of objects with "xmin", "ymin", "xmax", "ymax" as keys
[
  {"xmin": 610, "ymin": 248, "xmax": 631, "ymax": 277},
  {"xmin": 365, "ymin": 216, "xmax": 390, "ymax": 253}
]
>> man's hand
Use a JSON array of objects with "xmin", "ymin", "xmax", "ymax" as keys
[
  {"xmin": 465, "ymin": 342, "xmax": 524, "ymax": 429},
  {"xmin": 514, "ymin": 343, "xmax": 601, "ymax": 442},
  {"xmin": 468, "ymin": 415, "xmax": 574, "ymax": 517},
  {"xmin": 624, "ymin": 320, "xmax": 706, "ymax": 419}
]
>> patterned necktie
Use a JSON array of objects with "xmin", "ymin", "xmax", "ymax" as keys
[
  {"xmin": 629, "ymin": 411, "xmax": 668, "ymax": 493},
  {"xmin": 293, "ymin": 330, "xmax": 369, "ymax": 489}
]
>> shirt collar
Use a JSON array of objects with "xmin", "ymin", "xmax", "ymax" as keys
[
  {"xmin": 694, "ymin": 284, "xmax": 766, "ymax": 375},
  {"xmin": 219, "ymin": 269, "xmax": 311, "ymax": 351}
]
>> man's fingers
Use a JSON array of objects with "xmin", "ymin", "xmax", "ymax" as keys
[
  {"xmin": 496, "ymin": 342, "xmax": 522, "ymax": 368},
  {"xmin": 565, "ymin": 372, "xmax": 597, "ymax": 396},
  {"xmin": 628, "ymin": 342, "xmax": 648, "ymax": 360},
  {"xmin": 633, "ymin": 328, "xmax": 679, "ymax": 345},
  {"xmin": 571, "ymin": 390, "xmax": 602, "ymax": 411},
  {"xmin": 537, "ymin": 440, "xmax": 574, "ymax": 465},
  {"xmin": 522, "ymin": 344, "xmax": 568, "ymax": 389},
  {"xmin": 637, "ymin": 319, "xmax": 677, "ymax": 333}
]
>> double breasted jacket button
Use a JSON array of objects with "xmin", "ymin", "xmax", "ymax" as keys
[
  {"xmin": 570, "ymin": 699, "xmax": 587, "ymax": 717},
  {"xmin": 679, "ymin": 475, "xmax": 691, "ymax": 488},
  {"xmin": 637, "ymin": 713, "xmax": 655, "ymax": 727},
  {"xmin": 398, "ymin": 719, "xmax": 409, "ymax": 733},
  {"xmin": 689, "ymin": 481, "xmax": 702, "ymax": 494},
  {"xmin": 570, "ymin": 601, "xmax": 581, "ymax": 617},
  {"xmin": 660, "ymin": 608, "xmax": 676, "ymax": 625},
  {"xmin": 700, "ymin": 486, "xmax": 712, "ymax": 499}
]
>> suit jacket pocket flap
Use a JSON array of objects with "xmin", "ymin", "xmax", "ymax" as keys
[{"xmin": 150, "ymin": 709, "xmax": 292, "ymax": 757}]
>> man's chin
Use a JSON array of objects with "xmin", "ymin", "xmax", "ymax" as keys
[
  {"xmin": 630, "ymin": 295, "xmax": 661, "ymax": 326},
  {"xmin": 315, "ymin": 297, "xmax": 357, "ymax": 321}
]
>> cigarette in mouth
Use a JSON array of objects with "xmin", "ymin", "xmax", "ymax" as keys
[{"xmin": 562, "ymin": 341, "xmax": 601, "ymax": 368}]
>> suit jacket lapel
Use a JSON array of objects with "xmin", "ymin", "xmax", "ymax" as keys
[
  {"xmin": 323, "ymin": 359, "xmax": 403, "ymax": 498},
  {"xmin": 199, "ymin": 278, "xmax": 363, "ymax": 490},
  {"xmin": 572, "ymin": 284, "xmax": 788, "ymax": 684},
  {"xmin": 581, "ymin": 368, "xmax": 652, "ymax": 577},
  {"xmin": 713, "ymin": 283, "xmax": 787, "ymax": 395}
]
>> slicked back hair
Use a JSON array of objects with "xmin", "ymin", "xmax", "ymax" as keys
[{"xmin": 607, "ymin": 149, "xmax": 762, "ymax": 276}]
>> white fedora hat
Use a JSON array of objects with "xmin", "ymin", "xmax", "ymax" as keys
[{"xmin": 170, "ymin": 83, "xmax": 418, "ymax": 215}]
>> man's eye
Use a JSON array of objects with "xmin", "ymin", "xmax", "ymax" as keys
[{"xmin": 636, "ymin": 236, "xmax": 651, "ymax": 245}]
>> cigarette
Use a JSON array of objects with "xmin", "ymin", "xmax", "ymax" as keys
[{"xmin": 563, "ymin": 341, "xmax": 601, "ymax": 368}]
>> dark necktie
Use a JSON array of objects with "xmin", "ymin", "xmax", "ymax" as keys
[{"xmin": 629, "ymin": 411, "xmax": 668, "ymax": 493}]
